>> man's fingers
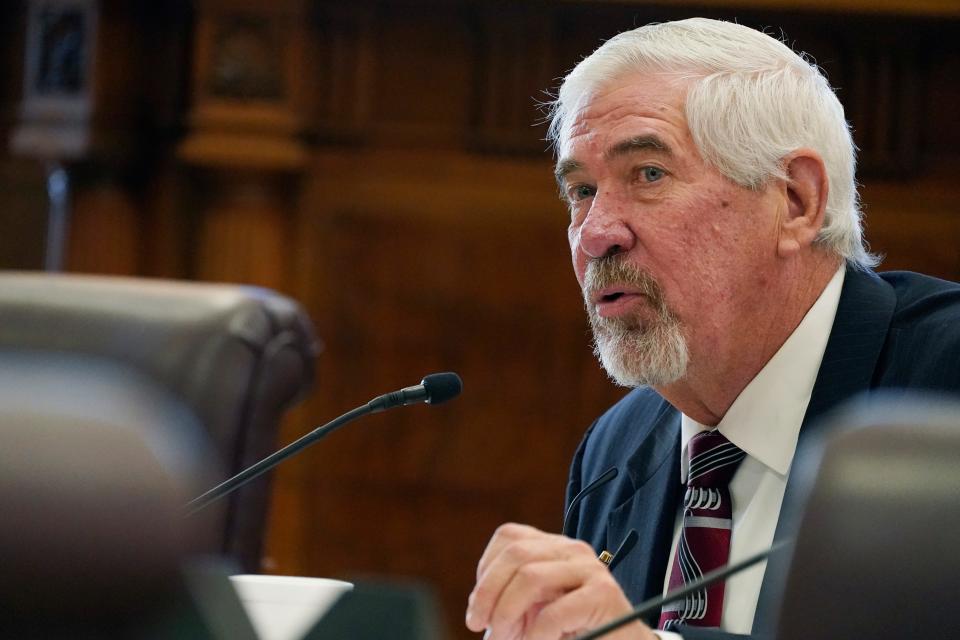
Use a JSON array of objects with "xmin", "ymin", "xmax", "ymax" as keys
[
  {"xmin": 523, "ymin": 577, "xmax": 652, "ymax": 640},
  {"xmin": 467, "ymin": 524, "xmax": 597, "ymax": 633},
  {"xmin": 467, "ymin": 522, "xmax": 638, "ymax": 640},
  {"xmin": 475, "ymin": 523, "xmax": 540, "ymax": 581},
  {"xmin": 469, "ymin": 534, "xmax": 548, "ymax": 631},
  {"xmin": 486, "ymin": 556, "xmax": 601, "ymax": 636},
  {"xmin": 469, "ymin": 532, "xmax": 583, "ymax": 631}
]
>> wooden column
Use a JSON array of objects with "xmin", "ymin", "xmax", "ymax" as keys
[{"xmin": 177, "ymin": 0, "xmax": 310, "ymax": 290}]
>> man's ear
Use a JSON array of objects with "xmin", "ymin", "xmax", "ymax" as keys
[{"xmin": 777, "ymin": 149, "xmax": 829, "ymax": 259}]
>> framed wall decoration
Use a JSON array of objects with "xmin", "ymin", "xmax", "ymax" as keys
[{"xmin": 10, "ymin": 0, "xmax": 98, "ymax": 159}]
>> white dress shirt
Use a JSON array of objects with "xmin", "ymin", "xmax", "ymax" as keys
[{"xmin": 655, "ymin": 266, "xmax": 845, "ymax": 638}]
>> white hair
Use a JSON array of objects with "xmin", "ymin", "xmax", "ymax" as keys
[{"xmin": 547, "ymin": 18, "xmax": 877, "ymax": 269}]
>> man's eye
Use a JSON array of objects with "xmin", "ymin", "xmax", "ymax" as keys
[
  {"xmin": 568, "ymin": 184, "xmax": 596, "ymax": 202},
  {"xmin": 639, "ymin": 166, "xmax": 666, "ymax": 182}
]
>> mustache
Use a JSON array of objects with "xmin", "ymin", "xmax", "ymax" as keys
[{"xmin": 583, "ymin": 256, "xmax": 667, "ymax": 308}]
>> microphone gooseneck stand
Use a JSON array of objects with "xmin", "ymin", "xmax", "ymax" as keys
[{"xmin": 184, "ymin": 372, "xmax": 462, "ymax": 516}]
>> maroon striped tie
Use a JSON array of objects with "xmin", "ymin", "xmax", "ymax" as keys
[{"xmin": 658, "ymin": 429, "xmax": 746, "ymax": 631}]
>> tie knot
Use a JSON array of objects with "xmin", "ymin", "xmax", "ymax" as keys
[{"xmin": 687, "ymin": 430, "xmax": 745, "ymax": 489}]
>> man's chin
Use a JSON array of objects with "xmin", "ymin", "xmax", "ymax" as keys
[
  {"xmin": 590, "ymin": 311, "xmax": 649, "ymax": 335},
  {"xmin": 593, "ymin": 332, "xmax": 689, "ymax": 389},
  {"xmin": 599, "ymin": 360, "xmax": 674, "ymax": 389}
]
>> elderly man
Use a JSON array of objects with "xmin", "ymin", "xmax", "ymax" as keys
[{"xmin": 465, "ymin": 17, "xmax": 960, "ymax": 640}]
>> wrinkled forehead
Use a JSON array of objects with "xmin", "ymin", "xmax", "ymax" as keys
[
  {"xmin": 555, "ymin": 71, "xmax": 693, "ymax": 157},
  {"xmin": 555, "ymin": 92, "xmax": 597, "ymax": 159}
]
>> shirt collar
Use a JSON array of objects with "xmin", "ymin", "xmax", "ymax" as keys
[{"xmin": 680, "ymin": 266, "xmax": 846, "ymax": 480}]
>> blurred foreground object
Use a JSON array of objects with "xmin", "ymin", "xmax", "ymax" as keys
[
  {"xmin": 765, "ymin": 392, "xmax": 960, "ymax": 640},
  {"xmin": 0, "ymin": 272, "xmax": 320, "ymax": 570},
  {"xmin": 0, "ymin": 354, "xmax": 206, "ymax": 636}
]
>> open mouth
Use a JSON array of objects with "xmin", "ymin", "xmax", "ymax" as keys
[
  {"xmin": 591, "ymin": 287, "xmax": 647, "ymax": 319},
  {"xmin": 593, "ymin": 287, "xmax": 632, "ymax": 305}
]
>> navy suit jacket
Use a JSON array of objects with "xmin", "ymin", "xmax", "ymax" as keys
[{"xmin": 564, "ymin": 266, "xmax": 960, "ymax": 639}]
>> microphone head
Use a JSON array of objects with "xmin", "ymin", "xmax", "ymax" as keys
[{"xmin": 421, "ymin": 372, "xmax": 462, "ymax": 405}]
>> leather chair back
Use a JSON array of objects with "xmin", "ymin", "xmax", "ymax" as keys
[{"xmin": 0, "ymin": 272, "xmax": 320, "ymax": 571}]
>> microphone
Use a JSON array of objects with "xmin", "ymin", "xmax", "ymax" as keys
[
  {"xmin": 367, "ymin": 372, "xmax": 463, "ymax": 412},
  {"xmin": 573, "ymin": 539, "xmax": 792, "ymax": 640},
  {"xmin": 563, "ymin": 467, "xmax": 618, "ymax": 537},
  {"xmin": 184, "ymin": 372, "xmax": 463, "ymax": 516},
  {"xmin": 563, "ymin": 468, "xmax": 638, "ymax": 571}
]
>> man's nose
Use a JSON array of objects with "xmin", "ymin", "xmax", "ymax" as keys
[{"xmin": 575, "ymin": 197, "xmax": 635, "ymax": 259}]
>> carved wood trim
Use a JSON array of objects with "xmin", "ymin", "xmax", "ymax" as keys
[{"xmin": 178, "ymin": 0, "xmax": 309, "ymax": 171}]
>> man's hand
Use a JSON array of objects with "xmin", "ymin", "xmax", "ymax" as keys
[{"xmin": 465, "ymin": 523, "xmax": 658, "ymax": 640}]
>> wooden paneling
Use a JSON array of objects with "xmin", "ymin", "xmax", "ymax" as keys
[
  {"xmin": 1, "ymin": 2, "xmax": 959, "ymax": 638},
  {"xmin": 861, "ymin": 168, "xmax": 960, "ymax": 277},
  {"xmin": 66, "ymin": 176, "xmax": 142, "ymax": 274},
  {"xmin": 634, "ymin": 0, "xmax": 960, "ymax": 17},
  {"xmin": 471, "ymin": 2, "xmax": 558, "ymax": 153},
  {"xmin": 0, "ymin": 158, "xmax": 46, "ymax": 270}
]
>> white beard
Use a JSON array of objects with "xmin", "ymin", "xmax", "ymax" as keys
[
  {"xmin": 590, "ymin": 313, "xmax": 689, "ymax": 387},
  {"xmin": 584, "ymin": 258, "xmax": 689, "ymax": 388}
]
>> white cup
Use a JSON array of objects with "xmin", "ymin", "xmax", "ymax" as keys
[{"xmin": 229, "ymin": 574, "xmax": 354, "ymax": 640}]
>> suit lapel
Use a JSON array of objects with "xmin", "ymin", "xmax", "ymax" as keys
[
  {"xmin": 799, "ymin": 266, "xmax": 897, "ymax": 435},
  {"xmin": 606, "ymin": 403, "xmax": 682, "ymax": 622},
  {"xmin": 754, "ymin": 265, "xmax": 897, "ymax": 632}
]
